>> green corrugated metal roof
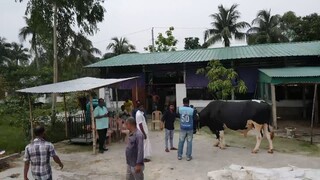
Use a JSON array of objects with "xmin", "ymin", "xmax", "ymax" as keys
[
  {"xmin": 259, "ymin": 67, "xmax": 320, "ymax": 84},
  {"xmin": 87, "ymin": 41, "xmax": 320, "ymax": 68}
]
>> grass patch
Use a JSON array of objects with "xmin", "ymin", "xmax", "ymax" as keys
[
  {"xmin": 201, "ymin": 127, "xmax": 320, "ymax": 157},
  {"xmin": 0, "ymin": 124, "xmax": 27, "ymax": 154}
]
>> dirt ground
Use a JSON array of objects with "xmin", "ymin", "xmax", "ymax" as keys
[{"xmin": 1, "ymin": 130, "xmax": 320, "ymax": 180}]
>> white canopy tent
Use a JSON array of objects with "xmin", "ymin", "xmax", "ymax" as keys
[{"xmin": 17, "ymin": 76, "xmax": 138, "ymax": 154}]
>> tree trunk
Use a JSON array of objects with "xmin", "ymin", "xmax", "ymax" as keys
[{"xmin": 51, "ymin": 3, "xmax": 58, "ymax": 114}]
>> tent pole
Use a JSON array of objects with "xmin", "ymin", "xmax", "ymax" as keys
[
  {"xmin": 271, "ymin": 84, "xmax": 277, "ymax": 129},
  {"xmin": 63, "ymin": 94, "xmax": 68, "ymax": 138},
  {"xmin": 311, "ymin": 84, "xmax": 317, "ymax": 144},
  {"xmin": 90, "ymin": 93, "xmax": 96, "ymax": 154},
  {"xmin": 28, "ymin": 95, "xmax": 34, "ymax": 141}
]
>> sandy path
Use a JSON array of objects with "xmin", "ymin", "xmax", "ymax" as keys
[{"xmin": 1, "ymin": 131, "xmax": 320, "ymax": 180}]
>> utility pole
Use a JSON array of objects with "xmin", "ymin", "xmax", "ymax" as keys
[
  {"xmin": 52, "ymin": 3, "xmax": 58, "ymax": 114},
  {"xmin": 151, "ymin": 27, "xmax": 155, "ymax": 52}
]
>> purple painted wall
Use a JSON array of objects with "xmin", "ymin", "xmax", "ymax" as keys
[
  {"xmin": 106, "ymin": 73, "xmax": 145, "ymax": 89},
  {"xmin": 237, "ymin": 67, "xmax": 258, "ymax": 93},
  {"xmin": 186, "ymin": 69, "xmax": 208, "ymax": 88}
]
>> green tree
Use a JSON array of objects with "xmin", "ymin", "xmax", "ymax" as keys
[
  {"xmin": 8, "ymin": 42, "xmax": 30, "ymax": 67},
  {"xmin": 145, "ymin": 27, "xmax": 178, "ymax": 52},
  {"xmin": 184, "ymin": 37, "xmax": 202, "ymax": 50},
  {"xmin": 19, "ymin": 0, "xmax": 105, "ymax": 112},
  {"xmin": 63, "ymin": 33, "xmax": 101, "ymax": 80},
  {"xmin": 204, "ymin": 4, "xmax": 249, "ymax": 47},
  {"xmin": 292, "ymin": 13, "xmax": 320, "ymax": 42},
  {"xmin": 280, "ymin": 11, "xmax": 299, "ymax": 41},
  {"xmin": 19, "ymin": 16, "xmax": 42, "ymax": 70},
  {"xmin": 197, "ymin": 60, "xmax": 247, "ymax": 100},
  {"xmin": 247, "ymin": 9, "xmax": 288, "ymax": 45},
  {"xmin": 106, "ymin": 37, "xmax": 136, "ymax": 55},
  {"xmin": 0, "ymin": 37, "xmax": 11, "ymax": 66}
]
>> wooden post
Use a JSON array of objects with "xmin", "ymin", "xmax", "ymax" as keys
[
  {"xmin": 90, "ymin": 93, "xmax": 96, "ymax": 154},
  {"xmin": 28, "ymin": 95, "xmax": 34, "ymax": 141},
  {"xmin": 63, "ymin": 94, "xmax": 68, "ymax": 138},
  {"xmin": 302, "ymin": 85, "xmax": 307, "ymax": 119},
  {"xmin": 271, "ymin": 84, "xmax": 277, "ymax": 129},
  {"xmin": 311, "ymin": 84, "xmax": 317, "ymax": 144}
]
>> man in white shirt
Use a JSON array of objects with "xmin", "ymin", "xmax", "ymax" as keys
[{"xmin": 135, "ymin": 104, "xmax": 151, "ymax": 162}]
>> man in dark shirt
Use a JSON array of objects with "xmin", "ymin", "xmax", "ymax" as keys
[
  {"xmin": 161, "ymin": 104, "xmax": 178, "ymax": 152},
  {"xmin": 125, "ymin": 117, "xmax": 144, "ymax": 180}
]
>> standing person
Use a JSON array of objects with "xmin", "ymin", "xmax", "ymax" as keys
[
  {"xmin": 124, "ymin": 98, "xmax": 133, "ymax": 115},
  {"xmin": 132, "ymin": 100, "xmax": 146, "ymax": 121},
  {"xmin": 125, "ymin": 117, "xmax": 145, "ymax": 180},
  {"xmin": 161, "ymin": 104, "xmax": 178, "ymax": 152},
  {"xmin": 177, "ymin": 98, "xmax": 196, "ymax": 161},
  {"xmin": 24, "ymin": 126, "xmax": 63, "ymax": 180},
  {"xmin": 136, "ymin": 104, "xmax": 152, "ymax": 162},
  {"xmin": 132, "ymin": 100, "xmax": 141, "ymax": 120},
  {"xmin": 94, "ymin": 98, "xmax": 109, "ymax": 153}
]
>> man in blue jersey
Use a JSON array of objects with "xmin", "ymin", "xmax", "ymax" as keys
[{"xmin": 177, "ymin": 97, "xmax": 197, "ymax": 161}]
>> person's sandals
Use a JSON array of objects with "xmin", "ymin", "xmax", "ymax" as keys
[
  {"xmin": 170, "ymin": 147, "xmax": 178, "ymax": 150},
  {"xmin": 144, "ymin": 159, "xmax": 151, "ymax": 162},
  {"xmin": 165, "ymin": 148, "xmax": 170, "ymax": 152}
]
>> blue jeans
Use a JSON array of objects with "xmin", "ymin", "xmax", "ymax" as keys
[
  {"xmin": 165, "ymin": 129, "xmax": 174, "ymax": 149},
  {"xmin": 178, "ymin": 130, "xmax": 193, "ymax": 158}
]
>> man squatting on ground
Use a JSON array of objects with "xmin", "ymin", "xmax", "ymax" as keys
[
  {"xmin": 161, "ymin": 104, "xmax": 178, "ymax": 152},
  {"xmin": 126, "ymin": 117, "xmax": 145, "ymax": 180},
  {"xmin": 24, "ymin": 126, "xmax": 63, "ymax": 180},
  {"xmin": 94, "ymin": 98, "xmax": 110, "ymax": 154},
  {"xmin": 178, "ymin": 97, "xmax": 197, "ymax": 161}
]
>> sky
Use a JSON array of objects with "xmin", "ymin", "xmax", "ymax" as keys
[{"xmin": 0, "ymin": 0, "xmax": 320, "ymax": 56}]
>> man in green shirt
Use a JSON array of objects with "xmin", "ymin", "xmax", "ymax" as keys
[{"xmin": 94, "ymin": 98, "xmax": 109, "ymax": 153}]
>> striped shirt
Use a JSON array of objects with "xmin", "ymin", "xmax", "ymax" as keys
[{"xmin": 24, "ymin": 138, "xmax": 56, "ymax": 180}]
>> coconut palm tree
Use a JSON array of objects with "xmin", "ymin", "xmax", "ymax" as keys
[
  {"xmin": 106, "ymin": 37, "xmax": 136, "ymax": 55},
  {"xmin": 247, "ymin": 9, "xmax": 288, "ymax": 45},
  {"xmin": 0, "ymin": 37, "xmax": 11, "ymax": 66},
  {"xmin": 9, "ymin": 42, "xmax": 30, "ymax": 66},
  {"xmin": 19, "ymin": 16, "xmax": 41, "ymax": 69},
  {"xmin": 204, "ymin": 4, "xmax": 250, "ymax": 47}
]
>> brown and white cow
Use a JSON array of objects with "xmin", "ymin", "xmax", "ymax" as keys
[{"xmin": 199, "ymin": 100, "xmax": 274, "ymax": 154}]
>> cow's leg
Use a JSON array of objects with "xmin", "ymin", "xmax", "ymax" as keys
[
  {"xmin": 213, "ymin": 130, "xmax": 220, "ymax": 147},
  {"xmin": 264, "ymin": 124, "xmax": 274, "ymax": 154},
  {"xmin": 219, "ymin": 130, "xmax": 226, "ymax": 149},
  {"xmin": 252, "ymin": 123, "xmax": 263, "ymax": 153}
]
